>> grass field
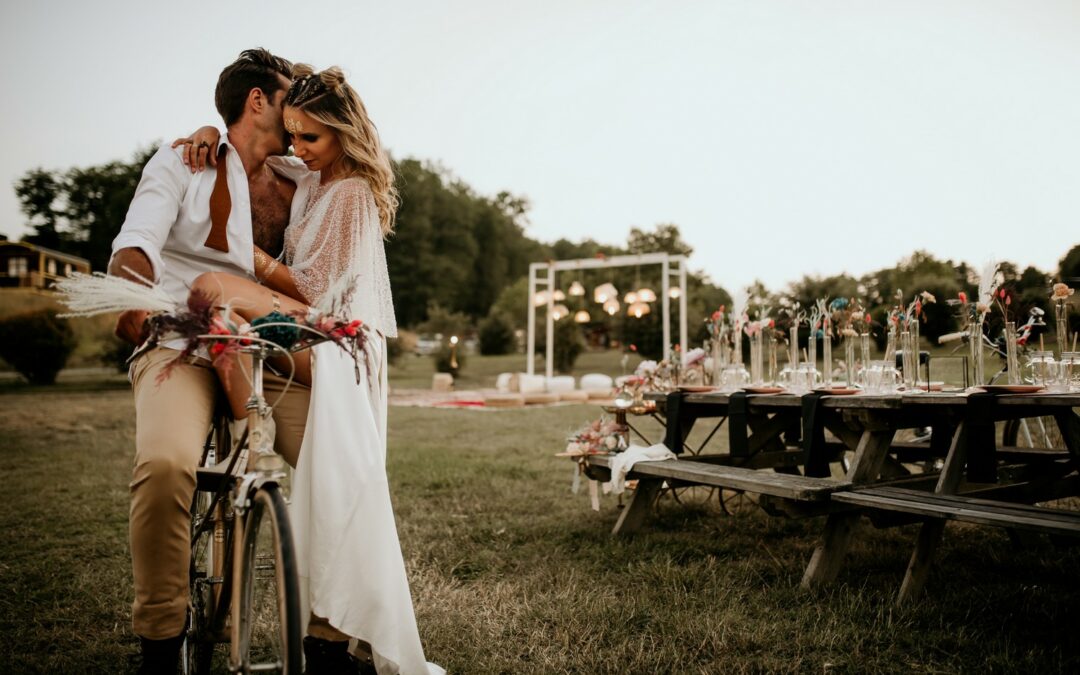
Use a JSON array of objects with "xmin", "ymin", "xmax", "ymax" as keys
[{"xmin": 2, "ymin": 364, "xmax": 1079, "ymax": 673}]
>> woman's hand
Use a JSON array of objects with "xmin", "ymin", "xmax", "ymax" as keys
[{"xmin": 170, "ymin": 126, "xmax": 222, "ymax": 172}]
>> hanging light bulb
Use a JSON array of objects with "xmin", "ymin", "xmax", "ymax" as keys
[
  {"xmin": 532, "ymin": 290, "xmax": 550, "ymax": 307},
  {"xmin": 628, "ymin": 301, "xmax": 651, "ymax": 318},
  {"xmin": 603, "ymin": 298, "xmax": 620, "ymax": 315},
  {"xmin": 568, "ymin": 281, "xmax": 585, "ymax": 297},
  {"xmin": 574, "ymin": 309, "xmax": 590, "ymax": 323},
  {"xmin": 668, "ymin": 286, "xmax": 682, "ymax": 299},
  {"xmin": 593, "ymin": 282, "xmax": 618, "ymax": 304},
  {"xmin": 551, "ymin": 303, "xmax": 569, "ymax": 320},
  {"xmin": 623, "ymin": 291, "xmax": 638, "ymax": 304},
  {"xmin": 636, "ymin": 287, "xmax": 657, "ymax": 303},
  {"xmin": 553, "ymin": 290, "xmax": 566, "ymax": 302}
]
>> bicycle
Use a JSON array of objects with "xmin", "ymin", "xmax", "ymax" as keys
[{"xmin": 161, "ymin": 311, "xmax": 368, "ymax": 675}]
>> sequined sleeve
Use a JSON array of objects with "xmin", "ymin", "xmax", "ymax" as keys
[{"xmin": 288, "ymin": 181, "xmax": 366, "ymax": 305}]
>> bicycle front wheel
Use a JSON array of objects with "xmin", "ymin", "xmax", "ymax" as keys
[{"xmin": 234, "ymin": 483, "xmax": 302, "ymax": 674}]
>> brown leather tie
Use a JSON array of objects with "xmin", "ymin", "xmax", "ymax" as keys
[{"xmin": 204, "ymin": 145, "xmax": 231, "ymax": 252}]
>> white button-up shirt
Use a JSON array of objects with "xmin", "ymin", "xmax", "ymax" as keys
[{"xmin": 110, "ymin": 136, "xmax": 311, "ymax": 307}]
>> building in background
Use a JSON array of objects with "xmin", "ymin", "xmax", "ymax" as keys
[{"xmin": 0, "ymin": 240, "xmax": 91, "ymax": 290}]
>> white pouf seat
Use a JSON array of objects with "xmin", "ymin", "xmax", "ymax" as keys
[{"xmin": 546, "ymin": 376, "xmax": 576, "ymax": 393}]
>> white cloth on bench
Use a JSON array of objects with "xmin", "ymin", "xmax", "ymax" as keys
[{"xmin": 608, "ymin": 442, "xmax": 676, "ymax": 494}]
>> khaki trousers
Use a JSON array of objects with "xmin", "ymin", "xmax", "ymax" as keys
[{"xmin": 129, "ymin": 347, "xmax": 311, "ymax": 639}]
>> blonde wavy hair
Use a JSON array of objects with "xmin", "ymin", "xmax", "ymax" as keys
[{"xmin": 285, "ymin": 64, "xmax": 398, "ymax": 236}]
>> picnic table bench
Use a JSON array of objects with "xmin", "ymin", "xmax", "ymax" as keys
[{"xmin": 591, "ymin": 388, "xmax": 1080, "ymax": 602}]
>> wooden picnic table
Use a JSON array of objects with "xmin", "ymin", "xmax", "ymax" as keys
[{"xmin": 586, "ymin": 389, "xmax": 1080, "ymax": 601}]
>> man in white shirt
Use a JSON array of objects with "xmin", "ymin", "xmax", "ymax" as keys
[{"xmin": 109, "ymin": 48, "xmax": 312, "ymax": 673}]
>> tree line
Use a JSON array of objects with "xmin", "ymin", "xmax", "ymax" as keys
[{"xmin": 12, "ymin": 147, "xmax": 1079, "ymax": 358}]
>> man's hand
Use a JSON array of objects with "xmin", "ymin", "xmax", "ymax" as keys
[{"xmin": 115, "ymin": 309, "xmax": 150, "ymax": 345}]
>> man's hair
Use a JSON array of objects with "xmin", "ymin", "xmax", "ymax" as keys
[{"xmin": 215, "ymin": 48, "xmax": 293, "ymax": 126}]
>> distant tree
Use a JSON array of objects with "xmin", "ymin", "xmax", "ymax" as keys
[
  {"xmin": 15, "ymin": 169, "xmax": 64, "ymax": 250},
  {"xmin": 627, "ymin": 223, "xmax": 694, "ymax": 256},
  {"xmin": 1060, "ymin": 244, "xmax": 1080, "ymax": 284},
  {"xmin": 861, "ymin": 251, "xmax": 964, "ymax": 343},
  {"xmin": 15, "ymin": 148, "xmax": 155, "ymax": 270},
  {"xmin": 416, "ymin": 302, "xmax": 472, "ymax": 340}
]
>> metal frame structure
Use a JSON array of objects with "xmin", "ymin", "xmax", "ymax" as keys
[{"xmin": 526, "ymin": 253, "xmax": 689, "ymax": 378}]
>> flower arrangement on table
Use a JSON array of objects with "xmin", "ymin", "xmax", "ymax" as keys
[
  {"xmin": 557, "ymin": 415, "xmax": 630, "ymax": 509},
  {"xmin": 558, "ymin": 416, "xmax": 628, "ymax": 458},
  {"xmin": 680, "ymin": 346, "xmax": 707, "ymax": 384},
  {"xmin": 826, "ymin": 297, "xmax": 870, "ymax": 386}
]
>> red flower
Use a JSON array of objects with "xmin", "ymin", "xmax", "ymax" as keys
[
  {"xmin": 1005, "ymin": 295, "xmax": 1012, "ymax": 306},
  {"xmin": 711, "ymin": 311, "xmax": 721, "ymax": 321},
  {"xmin": 865, "ymin": 313, "xmax": 872, "ymax": 323},
  {"xmin": 999, "ymin": 288, "xmax": 1006, "ymax": 299},
  {"xmin": 768, "ymin": 319, "xmax": 775, "ymax": 328},
  {"xmin": 630, "ymin": 344, "xmax": 637, "ymax": 352},
  {"xmin": 958, "ymin": 291, "xmax": 968, "ymax": 303},
  {"xmin": 210, "ymin": 342, "xmax": 226, "ymax": 357}
]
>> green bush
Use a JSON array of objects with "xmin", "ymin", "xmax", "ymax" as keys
[
  {"xmin": 100, "ymin": 335, "xmax": 134, "ymax": 373},
  {"xmin": 433, "ymin": 343, "xmax": 465, "ymax": 376},
  {"xmin": 536, "ymin": 319, "xmax": 585, "ymax": 373},
  {"xmin": 0, "ymin": 309, "xmax": 77, "ymax": 384},
  {"xmin": 478, "ymin": 312, "xmax": 517, "ymax": 355}
]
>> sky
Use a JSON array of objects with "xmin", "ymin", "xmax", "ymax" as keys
[{"xmin": 2, "ymin": 0, "xmax": 1079, "ymax": 296}]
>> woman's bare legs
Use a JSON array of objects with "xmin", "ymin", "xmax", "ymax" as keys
[{"xmin": 190, "ymin": 272, "xmax": 312, "ymax": 419}]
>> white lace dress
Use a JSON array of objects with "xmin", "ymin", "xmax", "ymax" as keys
[{"xmin": 284, "ymin": 175, "xmax": 442, "ymax": 675}]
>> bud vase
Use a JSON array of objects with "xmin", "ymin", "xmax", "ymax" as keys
[
  {"xmin": 767, "ymin": 335, "xmax": 778, "ymax": 385},
  {"xmin": 1057, "ymin": 302, "xmax": 1070, "ymax": 359},
  {"xmin": 823, "ymin": 318, "xmax": 833, "ymax": 387},
  {"xmin": 1005, "ymin": 321, "xmax": 1021, "ymax": 385},
  {"xmin": 901, "ymin": 330, "xmax": 916, "ymax": 391},
  {"xmin": 750, "ymin": 330, "xmax": 764, "ymax": 385},
  {"xmin": 970, "ymin": 315, "xmax": 986, "ymax": 387},
  {"xmin": 911, "ymin": 321, "xmax": 921, "ymax": 390},
  {"xmin": 859, "ymin": 333, "xmax": 871, "ymax": 387},
  {"xmin": 844, "ymin": 335, "xmax": 857, "ymax": 388}
]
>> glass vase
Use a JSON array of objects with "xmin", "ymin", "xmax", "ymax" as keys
[
  {"xmin": 911, "ymin": 321, "xmax": 921, "ymax": 390},
  {"xmin": 807, "ymin": 328, "xmax": 818, "ymax": 386},
  {"xmin": 844, "ymin": 334, "xmax": 857, "ymax": 388},
  {"xmin": 750, "ymin": 330, "xmax": 764, "ymax": 385},
  {"xmin": 900, "ymin": 330, "xmax": 916, "ymax": 391},
  {"xmin": 859, "ymin": 333, "xmax": 871, "ymax": 387},
  {"xmin": 1057, "ymin": 302, "xmax": 1070, "ymax": 359},
  {"xmin": 789, "ymin": 326, "xmax": 799, "ymax": 373},
  {"xmin": 767, "ymin": 335, "xmax": 778, "ymax": 385},
  {"xmin": 733, "ymin": 322, "xmax": 744, "ymax": 370},
  {"xmin": 970, "ymin": 315, "xmax": 985, "ymax": 387},
  {"xmin": 822, "ymin": 318, "xmax": 833, "ymax": 388},
  {"xmin": 709, "ymin": 336, "xmax": 728, "ymax": 385},
  {"xmin": 1005, "ymin": 321, "xmax": 1021, "ymax": 385}
]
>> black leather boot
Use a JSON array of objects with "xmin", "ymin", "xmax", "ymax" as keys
[
  {"xmin": 136, "ymin": 632, "xmax": 184, "ymax": 674},
  {"xmin": 303, "ymin": 635, "xmax": 376, "ymax": 674}
]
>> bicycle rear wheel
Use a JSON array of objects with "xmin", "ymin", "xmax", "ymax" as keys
[{"xmin": 234, "ymin": 483, "xmax": 302, "ymax": 674}]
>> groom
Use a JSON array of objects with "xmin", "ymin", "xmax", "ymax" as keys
[{"xmin": 110, "ymin": 48, "xmax": 320, "ymax": 673}]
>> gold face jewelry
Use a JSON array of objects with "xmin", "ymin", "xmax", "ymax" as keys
[{"xmin": 284, "ymin": 117, "xmax": 304, "ymax": 134}]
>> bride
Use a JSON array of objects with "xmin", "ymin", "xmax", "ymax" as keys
[{"xmin": 185, "ymin": 64, "xmax": 441, "ymax": 675}]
